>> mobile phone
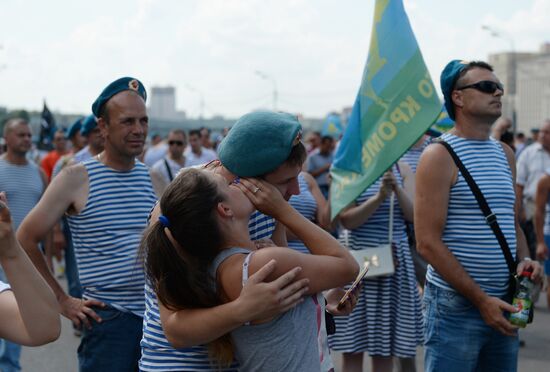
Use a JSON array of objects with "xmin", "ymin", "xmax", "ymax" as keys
[{"xmin": 337, "ymin": 263, "xmax": 369, "ymax": 309}]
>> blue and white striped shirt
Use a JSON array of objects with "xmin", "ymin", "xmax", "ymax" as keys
[
  {"xmin": 67, "ymin": 158, "xmax": 156, "ymax": 316},
  {"xmin": 426, "ymin": 133, "xmax": 517, "ymax": 297},
  {"xmin": 139, "ymin": 211, "xmax": 275, "ymax": 371},
  {"xmin": 0, "ymin": 158, "xmax": 44, "ymax": 229}
]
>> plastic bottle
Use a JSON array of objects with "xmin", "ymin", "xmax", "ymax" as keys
[{"xmin": 508, "ymin": 268, "xmax": 534, "ymax": 328}]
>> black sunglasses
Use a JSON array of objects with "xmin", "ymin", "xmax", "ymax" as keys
[
  {"xmin": 168, "ymin": 140, "xmax": 185, "ymax": 146},
  {"xmin": 456, "ymin": 80, "xmax": 504, "ymax": 94}
]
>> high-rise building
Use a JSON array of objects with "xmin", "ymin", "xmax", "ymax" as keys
[
  {"xmin": 489, "ymin": 43, "xmax": 550, "ymax": 133},
  {"xmin": 148, "ymin": 86, "xmax": 186, "ymax": 121}
]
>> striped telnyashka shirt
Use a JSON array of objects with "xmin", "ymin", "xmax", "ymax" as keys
[
  {"xmin": 0, "ymin": 158, "xmax": 44, "ymax": 229},
  {"xmin": 426, "ymin": 133, "xmax": 517, "ymax": 297},
  {"xmin": 67, "ymin": 157, "xmax": 156, "ymax": 316}
]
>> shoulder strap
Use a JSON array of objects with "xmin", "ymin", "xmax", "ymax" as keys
[
  {"xmin": 163, "ymin": 158, "xmax": 174, "ymax": 182},
  {"xmin": 436, "ymin": 139, "xmax": 517, "ymax": 273}
]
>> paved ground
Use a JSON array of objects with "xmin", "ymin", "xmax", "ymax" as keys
[{"xmin": 20, "ymin": 280, "xmax": 550, "ymax": 371}]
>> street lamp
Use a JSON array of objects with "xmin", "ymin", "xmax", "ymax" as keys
[
  {"xmin": 185, "ymin": 84, "xmax": 205, "ymax": 123},
  {"xmin": 482, "ymin": 25, "xmax": 517, "ymax": 131},
  {"xmin": 255, "ymin": 70, "xmax": 278, "ymax": 110}
]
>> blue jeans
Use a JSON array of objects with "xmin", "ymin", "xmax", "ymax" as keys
[
  {"xmin": 78, "ymin": 306, "xmax": 142, "ymax": 372},
  {"xmin": 423, "ymin": 282, "xmax": 519, "ymax": 372},
  {"xmin": 0, "ymin": 267, "xmax": 21, "ymax": 372}
]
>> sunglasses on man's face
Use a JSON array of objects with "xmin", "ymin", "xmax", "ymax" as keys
[
  {"xmin": 456, "ymin": 80, "xmax": 504, "ymax": 94},
  {"xmin": 168, "ymin": 140, "xmax": 185, "ymax": 146}
]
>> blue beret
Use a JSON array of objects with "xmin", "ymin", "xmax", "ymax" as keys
[
  {"xmin": 80, "ymin": 115, "xmax": 97, "ymax": 136},
  {"xmin": 441, "ymin": 60, "xmax": 469, "ymax": 120},
  {"xmin": 67, "ymin": 118, "xmax": 83, "ymax": 139},
  {"xmin": 91, "ymin": 77, "xmax": 147, "ymax": 117},
  {"xmin": 218, "ymin": 111, "xmax": 302, "ymax": 177}
]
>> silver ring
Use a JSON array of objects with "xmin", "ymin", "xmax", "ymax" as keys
[{"xmin": 253, "ymin": 187, "xmax": 260, "ymax": 194}]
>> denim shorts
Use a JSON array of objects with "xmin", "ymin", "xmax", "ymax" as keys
[
  {"xmin": 423, "ymin": 282, "xmax": 519, "ymax": 372},
  {"xmin": 78, "ymin": 305, "xmax": 143, "ymax": 372}
]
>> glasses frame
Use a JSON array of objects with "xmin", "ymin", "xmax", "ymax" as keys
[{"xmin": 455, "ymin": 80, "xmax": 504, "ymax": 94}]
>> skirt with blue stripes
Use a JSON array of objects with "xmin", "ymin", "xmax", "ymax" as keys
[{"xmin": 328, "ymin": 238, "xmax": 423, "ymax": 357}]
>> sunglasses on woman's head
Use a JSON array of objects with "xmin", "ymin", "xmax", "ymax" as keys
[{"xmin": 455, "ymin": 80, "xmax": 504, "ymax": 94}]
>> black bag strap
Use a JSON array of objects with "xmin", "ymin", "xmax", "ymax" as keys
[
  {"xmin": 163, "ymin": 158, "xmax": 174, "ymax": 182},
  {"xmin": 436, "ymin": 139, "xmax": 517, "ymax": 273}
]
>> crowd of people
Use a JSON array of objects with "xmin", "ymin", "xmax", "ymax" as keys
[{"xmin": 0, "ymin": 59, "xmax": 546, "ymax": 372}]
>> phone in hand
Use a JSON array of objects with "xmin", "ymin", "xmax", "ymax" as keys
[{"xmin": 337, "ymin": 263, "xmax": 369, "ymax": 309}]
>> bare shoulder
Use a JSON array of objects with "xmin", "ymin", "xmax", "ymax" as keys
[
  {"xmin": 56, "ymin": 163, "xmax": 88, "ymax": 189},
  {"xmin": 417, "ymin": 142, "xmax": 456, "ymax": 187},
  {"xmin": 498, "ymin": 141, "xmax": 516, "ymax": 165},
  {"xmin": 301, "ymin": 171, "xmax": 316, "ymax": 186}
]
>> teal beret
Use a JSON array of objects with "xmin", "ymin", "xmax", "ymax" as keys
[
  {"xmin": 218, "ymin": 111, "xmax": 302, "ymax": 177},
  {"xmin": 67, "ymin": 117, "xmax": 83, "ymax": 139},
  {"xmin": 91, "ymin": 77, "xmax": 147, "ymax": 117},
  {"xmin": 80, "ymin": 115, "xmax": 97, "ymax": 136},
  {"xmin": 441, "ymin": 60, "xmax": 469, "ymax": 120}
]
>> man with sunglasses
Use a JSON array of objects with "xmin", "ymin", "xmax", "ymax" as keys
[
  {"xmin": 151, "ymin": 129, "xmax": 187, "ymax": 194},
  {"xmin": 415, "ymin": 60, "xmax": 542, "ymax": 372}
]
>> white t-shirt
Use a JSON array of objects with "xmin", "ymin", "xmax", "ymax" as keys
[
  {"xmin": 144, "ymin": 143, "xmax": 169, "ymax": 167},
  {"xmin": 184, "ymin": 147, "xmax": 217, "ymax": 167},
  {"xmin": 151, "ymin": 157, "xmax": 186, "ymax": 184}
]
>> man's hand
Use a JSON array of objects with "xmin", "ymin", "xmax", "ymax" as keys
[
  {"xmin": 536, "ymin": 242, "xmax": 549, "ymax": 260},
  {"xmin": 325, "ymin": 287, "xmax": 359, "ymax": 316},
  {"xmin": 235, "ymin": 259, "xmax": 308, "ymax": 323},
  {"xmin": 517, "ymin": 259, "xmax": 543, "ymax": 284},
  {"xmin": 478, "ymin": 296, "xmax": 518, "ymax": 336},
  {"xmin": 59, "ymin": 295, "xmax": 105, "ymax": 329}
]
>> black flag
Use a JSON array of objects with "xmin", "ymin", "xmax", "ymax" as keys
[{"xmin": 38, "ymin": 101, "xmax": 56, "ymax": 150}]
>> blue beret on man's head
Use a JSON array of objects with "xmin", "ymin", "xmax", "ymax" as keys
[
  {"xmin": 80, "ymin": 115, "xmax": 98, "ymax": 137},
  {"xmin": 217, "ymin": 111, "xmax": 303, "ymax": 177},
  {"xmin": 441, "ymin": 60, "xmax": 469, "ymax": 120},
  {"xmin": 91, "ymin": 77, "xmax": 147, "ymax": 117},
  {"xmin": 67, "ymin": 117, "xmax": 83, "ymax": 139}
]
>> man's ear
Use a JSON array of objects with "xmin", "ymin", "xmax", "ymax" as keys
[
  {"xmin": 452, "ymin": 90, "xmax": 464, "ymax": 111},
  {"xmin": 216, "ymin": 202, "xmax": 234, "ymax": 218},
  {"xmin": 97, "ymin": 117, "xmax": 108, "ymax": 137}
]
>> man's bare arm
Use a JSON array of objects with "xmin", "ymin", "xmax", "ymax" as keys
[
  {"xmin": 16, "ymin": 164, "xmax": 103, "ymax": 328},
  {"xmin": 415, "ymin": 144, "xmax": 517, "ymax": 336}
]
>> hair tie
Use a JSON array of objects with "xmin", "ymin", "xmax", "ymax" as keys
[{"xmin": 158, "ymin": 215, "xmax": 171, "ymax": 228}]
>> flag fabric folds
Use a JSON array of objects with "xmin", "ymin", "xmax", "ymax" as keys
[
  {"xmin": 38, "ymin": 101, "xmax": 56, "ymax": 150},
  {"xmin": 330, "ymin": 0, "xmax": 441, "ymax": 219}
]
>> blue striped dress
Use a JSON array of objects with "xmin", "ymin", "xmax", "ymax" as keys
[
  {"xmin": 288, "ymin": 174, "xmax": 317, "ymax": 254},
  {"xmin": 328, "ymin": 164, "xmax": 423, "ymax": 357},
  {"xmin": 426, "ymin": 133, "xmax": 517, "ymax": 297},
  {"xmin": 139, "ymin": 211, "xmax": 275, "ymax": 371},
  {"xmin": 66, "ymin": 158, "xmax": 157, "ymax": 316}
]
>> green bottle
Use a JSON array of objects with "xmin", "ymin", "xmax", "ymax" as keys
[{"xmin": 509, "ymin": 268, "xmax": 534, "ymax": 328}]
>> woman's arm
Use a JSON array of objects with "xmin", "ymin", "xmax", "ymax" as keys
[
  {"xmin": 395, "ymin": 161, "xmax": 414, "ymax": 222},
  {"xmin": 148, "ymin": 203, "xmax": 308, "ymax": 348},
  {"xmin": 235, "ymin": 179, "xmax": 359, "ymax": 296},
  {"xmin": 338, "ymin": 171, "xmax": 394, "ymax": 230},
  {"xmin": 302, "ymin": 172, "xmax": 330, "ymax": 230},
  {"xmin": 0, "ymin": 195, "xmax": 60, "ymax": 346}
]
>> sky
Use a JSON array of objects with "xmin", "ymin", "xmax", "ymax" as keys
[{"xmin": 0, "ymin": 0, "xmax": 548, "ymax": 119}]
